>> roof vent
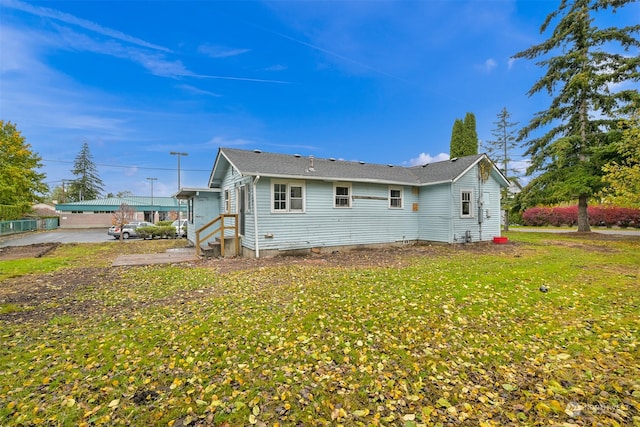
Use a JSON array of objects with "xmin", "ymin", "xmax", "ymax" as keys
[
  {"xmin": 253, "ymin": 149, "xmax": 262, "ymax": 154},
  {"xmin": 359, "ymin": 161, "xmax": 365, "ymax": 165},
  {"xmin": 329, "ymin": 158, "xmax": 336, "ymax": 162},
  {"xmin": 450, "ymin": 157, "xmax": 458, "ymax": 162},
  {"xmin": 387, "ymin": 164, "xmax": 394, "ymax": 167},
  {"xmin": 294, "ymin": 154, "xmax": 301, "ymax": 158},
  {"xmin": 422, "ymin": 163, "xmax": 428, "ymax": 168}
]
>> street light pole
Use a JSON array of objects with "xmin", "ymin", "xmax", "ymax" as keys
[
  {"xmin": 169, "ymin": 152, "xmax": 188, "ymax": 191},
  {"xmin": 147, "ymin": 177, "xmax": 157, "ymax": 222},
  {"xmin": 170, "ymin": 151, "xmax": 188, "ymax": 224}
]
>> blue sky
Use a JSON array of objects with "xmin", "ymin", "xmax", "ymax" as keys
[{"xmin": 1, "ymin": 0, "xmax": 638, "ymax": 198}]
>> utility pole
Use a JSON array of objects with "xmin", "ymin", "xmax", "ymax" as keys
[
  {"xmin": 147, "ymin": 177, "xmax": 157, "ymax": 223},
  {"xmin": 170, "ymin": 151, "xmax": 188, "ymax": 223}
]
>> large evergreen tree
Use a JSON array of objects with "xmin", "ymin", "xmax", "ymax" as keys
[
  {"xmin": 449, "ymin": 119, "xmax": 465, "ymax": 157},
  {"xmin": 484, "ymin": 108, "xmax": 519, "ymax": 177},
  {"xmin": 462, "ymin": 112, "xmax": 479, "ymax": 156},
  {"xmin": 513, "ymin": 0, "xmax": 640, "ymax": 232},
  {"xmin": 450, "ymin": 113, "xmax": 478, "ymax": 157},
  {"xmin": 484, "ymin": 108, "xmax": 520, "ymax": 231},
  {"xmin": 0, "ymin": 120, "xmax": 48, "ymax": 217},
  {"xmin": 600, "ymin": 109, "xmax": 640, "ymax": 207},
  {"xmin": 68, "ymin": 141, "xmax": 104, "ymax": 201}
]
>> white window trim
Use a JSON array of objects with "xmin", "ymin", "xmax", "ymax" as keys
[
  {"xmin": 389, "ymin": 186, "xmax": 403, "ymax": 209},
  {"xmin": 460, "ymin": 189, "xmax": 473, "ymax": 218},
  {"xmin": 271, "ymin": 180, "xmax": 306, "ymax": 213},
  {"xmin": 333, "ymin": 182, "xmax": 352, "ymax": 208}
]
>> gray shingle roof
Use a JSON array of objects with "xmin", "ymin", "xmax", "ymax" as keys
[{"xmin": 214, "ymin": 148, "xmax": 489, "ymax": 186}]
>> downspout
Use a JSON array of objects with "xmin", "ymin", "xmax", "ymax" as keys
[
  {"xmin": 478, "ymin": 170, "xmax": 483, "ymax": 242},
  {"xmin": 253, "ymin": 175, "xmax": 260, "ymax": 258}
]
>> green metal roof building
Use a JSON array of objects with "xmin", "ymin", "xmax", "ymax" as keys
[
  {"xmin": 55, "ymin": 196, "xmax": 187, "ymax": 228},
  {"xmin": 55, "ymin": 196, "xmax": 186, "ymax": 213}
]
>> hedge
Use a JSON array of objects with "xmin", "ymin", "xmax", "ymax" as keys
[
  {"xmin": 522, "ymin": 206, "xmax": 640, "ymax": 228},
  {"xmin": 137, "ymin": 225, "xmax": 177, "ymax": 239}
]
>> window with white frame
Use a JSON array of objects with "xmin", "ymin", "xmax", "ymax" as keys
[
  {"xmin": 224, "ymin": 189, "xmax": 230, "ymax": 213},
  {"xmin": 272, "ymin": 181, "xmax": 305, "ymax": 212},
  {"xmin": 334, "ymin": 183, "xmax": 351, "ymax": 208},
  {"xmin": 461, "ymin": 190, "xmax": 473, "ymax": 217},
  {"xmin": 389, "ymin": 186, "xmax": 403, "ymax": 209}
]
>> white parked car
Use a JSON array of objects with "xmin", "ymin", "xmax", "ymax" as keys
[
  {"xmin": 172, "ymin": 219, "xmax": 187, "ymax": 237},
  {"xmin": 107, "ymin": 221, "xmax": 154, "ymax": 239}
]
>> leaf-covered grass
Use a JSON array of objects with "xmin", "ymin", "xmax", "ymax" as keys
[{"xmin": 0, "ymin": 233, "xmax": 638, "ymax": 426}]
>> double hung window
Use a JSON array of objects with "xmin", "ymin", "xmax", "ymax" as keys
[
  {"xmin": 389, "ymin": 187, "xmax": 403, "ymax": 209},
  {"xmin": 461, "ymin": 190, "xmax": 473, "ymax": 217},
  {"xmin": 334, "ymin": 183, "xmax": 351, "ymax": 208},
  {"xmin": 272, "ymin": 181, "xmax": 305, "ymax": 212},
  {"xmin": 224, "ymin": 190, "xmax": 231, "ymax": 213}
]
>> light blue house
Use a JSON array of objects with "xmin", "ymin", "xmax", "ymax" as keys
[{"xmin": 176, "ymin": 148, "xmax": 510, "ymax": 257}]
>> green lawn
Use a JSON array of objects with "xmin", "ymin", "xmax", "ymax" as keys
[{"xmin": 0, "ymin": 233, "xmax": 638, "ymax": 426}]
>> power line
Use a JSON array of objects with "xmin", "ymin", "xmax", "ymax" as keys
[{"xmin": 42, "ymin": 159, "xmax": 210, "ymax": 172}]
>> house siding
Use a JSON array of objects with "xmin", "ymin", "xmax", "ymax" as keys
[
  {"xmin": 450, "ymin": 165, "xmax": 502, "ymax": 242},
  {"xmin": 418, "ymin": 184, "xmax": 452, "ymax": 243},
  {"xmin": 196, "ymin": 150, "xmax": 509, "ymax": 257},
  {"xmin": 251, "ymin": 179, "xmax": 419, "ymax": 252},
  {"xmin": 218, "ymin": 166, "xmax": 243, "ymax": 240},
  {"xmin": 186, "ymin": 192, "xmax": 221, "ymax": 244}
]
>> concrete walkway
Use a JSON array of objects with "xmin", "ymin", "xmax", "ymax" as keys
[{"xmin": 112, "ymin": 247, "xmax": 199, "ymax": 267}]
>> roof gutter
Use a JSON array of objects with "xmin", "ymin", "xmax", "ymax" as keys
[
  {"xmin": 239, "ymin": 172, "xmax": 420, "ymax": 187},
  {"xmin": 253, "ymin": 175, "xmax": 260, "ymax": 258}
]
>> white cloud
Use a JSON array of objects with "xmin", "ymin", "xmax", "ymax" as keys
[
  {"xmin": 207, "ymin": 136, "xmax": 255, "ymax": 147},
  {"xmin": 198, "ymin": 44, "xmax": 251, "ymax": 58},
  {"xmin": 4, "ymin": 0, "xmax": 171, "ymax": 52},
  {"xmin": 507, "ymin": 57, "xmax": 517, "ymax": 70},
  {"xmin": 476, "ymin": 58, "xmax": 497, "ymax": 73},
  {"xmin": 405, "ymin": 152, "xmax": 450, "ymax": 166},
  {"xmin": 176, "ymin": 84, "xmax": 221, "ymax": 98},
  {"xmin": 509, "ymin": 159, "xmax": 530, "ymax": 175}
]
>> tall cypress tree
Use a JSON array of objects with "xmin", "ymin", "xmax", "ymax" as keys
[
  {"xmin": 449, "ymin": 119, "xmax": 465, "ymax": 158},
  {"xmin": 513, "ymin": 0, "xmax": 639, "ymax": 232},
  {"xmin": 450, "ymin": 113, "xmax": 479, "ymax": 158},
  {"xmin": 462, "ymin": 112, "xmax": 479, "ymax": 156},
  {"xmin": 68, "ymin": 141, "xmax": 104, "ymax": 201}
]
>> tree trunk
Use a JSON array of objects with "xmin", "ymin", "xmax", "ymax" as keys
[
  {"xmin": 577, "ymin": 195, "xmax": 591, "ymax": 232},
  {"xmin": 504, "ymin": 209, "xmax": 510, "ymax": 232}
]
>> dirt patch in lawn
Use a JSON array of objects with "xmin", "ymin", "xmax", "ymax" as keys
[
  {"xmin": 0, "ymin": 268, "xmax": 116, "ymax": 323},
  {"xmin": 0, "ymin": 243, "xmax": 60, "ymax": 260},
  {"xmin": 199, "ymin": 241, "xmax": 523, "ymax": 274}
]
